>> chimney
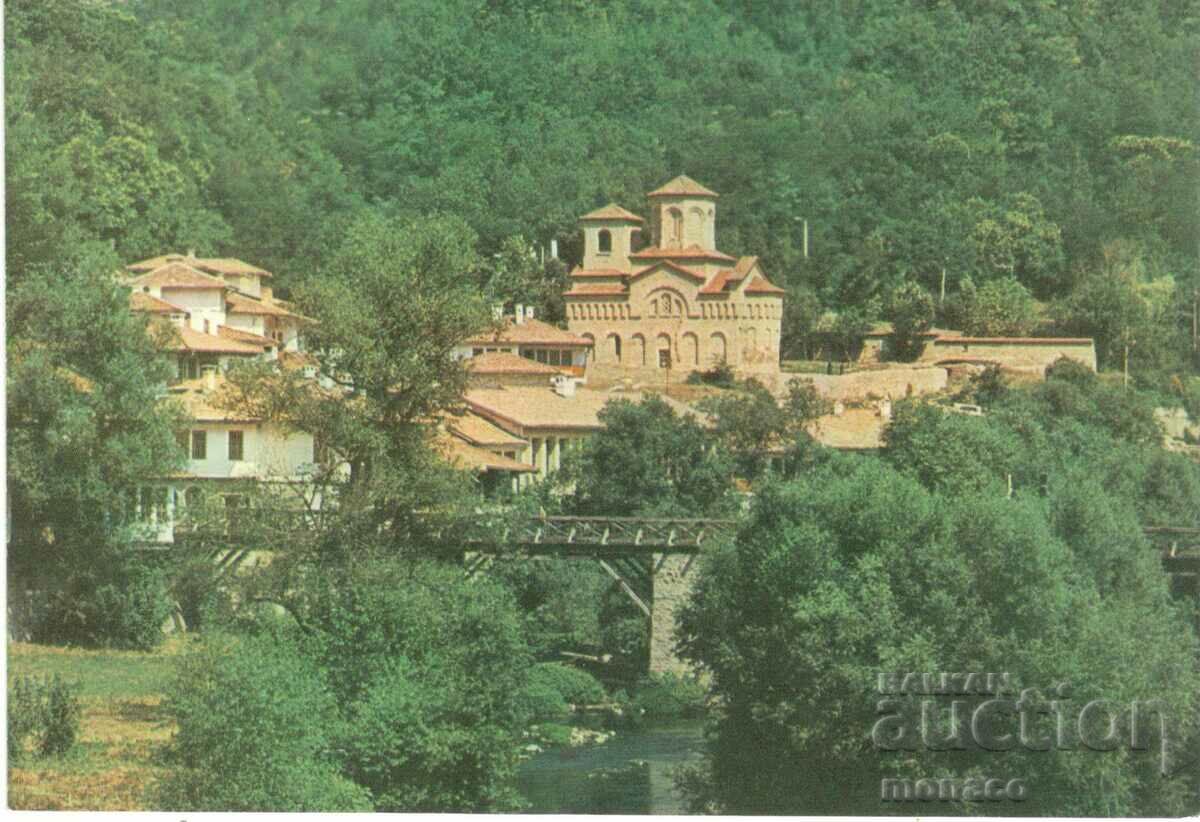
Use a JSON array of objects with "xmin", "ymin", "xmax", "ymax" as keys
[
  {"xmin": 525, "ymin": 305, "xmax": 535, "ymax": 321},
  {"xmin": 514, "ymin": 304, "xmax": 525, "ymax": 324},
  {"xmin": 200, "ymin": 364, "xmax": 218, "ymax": 392},
  {"xmin": 553, "ymin": 375, "xmax": 577, "ymax": 398}
]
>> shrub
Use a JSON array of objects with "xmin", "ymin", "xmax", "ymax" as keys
[
  {"xmin": 692, "ymin": 362, "xmax": 736, "ymax": 387},
  {"xmin": 514, "ymin": 678, "xmax": 570, "ymax": 720},
  {"xmin": 38, "ymin": 558, "xmax": 175, "ymax": 650},
  {"xmin": 170, "ymin": 556, "xmax": 232, "ymax": 633},
  {"xmin": 307, "ymin": 561, "xmax": 531, "ymax": 812},
  {"xmin": 630, "ymin": 673, "xmax": 707, "ymax": 721},
  {"xmin": 158, "ymin": 633, "xmax": 370, "ymax": 812},
  {"xmin": 7, "ymin": 675, "xmax": 81, "ymax": 760},
  {"xmin": 528, "ymin": 662, "xmax": 605, "ymax": 706}
]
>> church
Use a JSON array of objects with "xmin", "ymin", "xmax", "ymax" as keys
[{"xmin": 564, "ymin": 175, "xmax": 784, "ymax": 380}]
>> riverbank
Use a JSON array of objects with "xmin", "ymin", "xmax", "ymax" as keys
[{"xmin": 6, "ymin": 640, "xmax": 183, "ymax": 810}]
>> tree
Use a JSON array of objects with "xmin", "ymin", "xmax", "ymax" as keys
[
  {"xmin": 883, "ymin": 400, "xmax": 1023, "ymax": 496},
  {"xmin": 780, "ymin": 283, "xmax": 822, "ymax": 360},
  {"xmin": 7, "ymin": 257, "xmax": 187, "ymax": 647},
  {"xmin": 481, "ymin": 235, "xmax": 570, "ymax": 323},
  {"xmin": 958, "ymin": 275, "xmax": 1038, "ymax": 336},
  {"xmin": 561, "ymin": 396, "xmax": 735, "ymax": 518},
  {"xmin": 968, "ymin": 192, "xmax": 1066, "ymax": 298},
  {"xmin": 678, "ymin": 456, "xmax": 1200, "ymax": 816},
  {"xmin": 219, "ymin": 212, "xmax": 492, "ymax": 554},
  {"xmin": 697, "ymin": 378, "xmax": 832, "ymax": 480},
  {"xmin": 161, "ymin": 561, "xmax": 532, "ymax": 812},
  {"xmin": 886, "ymin": 281, "xmax": 935, "ymax": 361}
]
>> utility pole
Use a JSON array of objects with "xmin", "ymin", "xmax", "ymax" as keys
[
  {"xmin": 1192, "ymin": 287, "xmax": 1197, "ymax": 354},
  {"xmin": 802, "ymin": 220, "xmax": 809, "ymax": 259},
  {"xmin": 940, "ymin": 267, "xmax": 947, "ymax": 306}
]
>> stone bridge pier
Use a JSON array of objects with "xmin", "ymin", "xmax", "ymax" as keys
[{"xmin": 648, "ymin": 552, "xmax": 699, "ymax": 675}]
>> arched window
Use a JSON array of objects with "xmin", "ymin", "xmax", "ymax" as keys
[
  {"xmin": 668, "ymin": 208, "xmax": 684, "ymax": 247},
  {"xmin": 598, "ymin": 229, "xmax": 612, "ymax": 254},
  {"xmin": 607, "ymin": 333, "xmax": 622, "ymax": 363},
  {"xmin": 709, "ymin": 332, "xmax": 727, "ymax": 365},
  {"xmin": 681, "ymin": 332, "xmax": 699, "ymax": 366},
  {"xmin": 631, "ymin": 334, "xmax": 646, "ymax": 366}
]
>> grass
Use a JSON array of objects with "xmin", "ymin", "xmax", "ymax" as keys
[{"xmin": 7, "ymin": 639, "xmax": 184, "ymax": 810}]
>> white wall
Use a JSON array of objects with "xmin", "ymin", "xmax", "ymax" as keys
[
  {"xmin": 185, "ymin": 423, "xmax": 315, "ymax": 479},
  {"xmin": 226, "ymin": 313, "xmax": 266, "ymax": 336},
  {"xmin": 161, "ymin": 287, "xmax": 226, "ymax": 333}
]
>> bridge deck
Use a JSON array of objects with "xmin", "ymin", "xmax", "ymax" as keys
[{"xmin": 147, "ymin": 515, "xmax": 1200, "ymax": 571}]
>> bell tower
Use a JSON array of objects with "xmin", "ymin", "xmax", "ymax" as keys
[
  {"xmin": 646, "ymin": 175, "xmax": 718, "ymax": 250},
  {"xmin": 580, "ymin": 204, "xmax": 643, "ymax": 272}
]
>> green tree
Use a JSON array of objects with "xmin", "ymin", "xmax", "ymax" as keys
[
  {"xmin": 220, "ymin": 212, "xmax": 491, "ymax": 554},
  {"xmin": 958, "ymin": 275, "xmax": 1038, "ymax": 336},
  {"xmin": 678, "ymin": 457, "xmax": 1200, "ymax": 816},
  {"xmin": 7, "ymin": 257, "xmax": 187, "ymax": 647},
  {"xmin": 159, "ymin": 633, "xmax": 371, "ymax": 812},
  {"xmin": 561, "ymin": 396, "xmax": 735, "ymax": 518},
  {"xmin": 886, "ymin": 281, "xmax": 935, "ymax": 361}
]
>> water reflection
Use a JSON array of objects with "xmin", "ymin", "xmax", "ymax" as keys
[{"xmin": 516, "ymin": 721, "xmax": 705, "ymax": 815}]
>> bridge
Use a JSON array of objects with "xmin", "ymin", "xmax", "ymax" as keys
[{"xmin": 159, "ymin": 513, "xmax": 1199, "ymax": 672}]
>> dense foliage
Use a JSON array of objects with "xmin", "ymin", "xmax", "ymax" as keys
[
  {"xmin": 680, "ymin": 453, "xmax": 1200, "ymax": 815},
  {"xmin": 8, "ymin": 0, "xmax": 1197, "ymax": 375},
  {"xmin": 162, "ymin": 562, "xmax": 533, "ymax": 812},
  {"xmin": 680, "ymin": 365, "xmax": 1200, "ymax": 815},
  {"xmin": 7, "ymin": 256, "xmax": 186, "ymax": 648}
]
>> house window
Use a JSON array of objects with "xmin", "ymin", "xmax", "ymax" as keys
[
  {"xmin": 228, "ymin": 430, "xmax": 244, "ymax": 461},
  {"xmin": 598, "ymin": 229, "xmax": 612, "ymax": 254},
  {"xmin": 179, "ymin": 357, "xmax": 200, "ymax": 380},
  {"xmin": 473, "ymin": 348, "xmax": 484, "ymax": 356},
  {"xmin": 191, "ymin": 431, "xmax": 207, "ymax": 460}
]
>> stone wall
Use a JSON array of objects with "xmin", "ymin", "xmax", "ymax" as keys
[
  {"xmin": 802, "ymin": 366, "xmax": 949, "ymax": 402},
  {"xmin": 921, "ymin": 338, "xmax": 1097, "ymax": 372}
]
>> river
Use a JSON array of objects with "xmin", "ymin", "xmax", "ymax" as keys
[{"xmin": 516, "ymin": 720, "xmax": 706, "ymax": 814}]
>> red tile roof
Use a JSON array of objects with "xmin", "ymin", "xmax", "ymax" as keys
[
  {"xmin": 130, "ymin": 291, "xmax": 187, "ymax": 314},
  {"xmin": 628, "ymin": 259, "xmax": 707, "ymax": 283},
  {"xmin": 647, "ymin": 174, "xmax": 719, "ymax": 199},
  {"xmin": 130, "ymin": 262, "xmax": 227, "ymax": 290},
  {"xmin": 698, "ymin": 268, "xmax": 738, "ymax": 295},
  {"xmin": 580, "ymin": 203, "xmax": 644, "ymax": 222},
  {"xmin": 226, "ymin": 291, "xmax": 300, "ymax": 318},
  {"xmin": 569, "ymin": 267, "xmax": 630, "ymax": 278},
  {"xmin": 445, "ymin": 411, "xmax": 528, "ymax": 448},
  {"xmin": 128, "ymin": 254, "xmax": 272, "ymax": 278},
  {"xmin": 465, "ymin": 317, "xmax": 593, "ymax": 347},
  {"xmin": 435, "ymin": 431, "xmax": 535, "ymax": 474},
  {"xmin": 219, "ymin": 325, "xmax": 276, "ymax": 347},
  {"xmin": 468, "ymin": 351, "xmax": 564, "ymax": 376},
  {"xmin": 563, "ymin": 283, "xmax": 629, "ymax": 297},
  {"xmin": 156, "ymin": 323, "xmax": 265, "ymax": 355},
  {"xmin": 630, "ymin": 245, "xmax": 736, "ymax": 263},
  {"xmin": 744, "ymin": 274, "xmax": 785, "ymax": 295},
  {"xmin": 932, "ymin": 336, "xmax": 1094, "ymax": 345}
]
